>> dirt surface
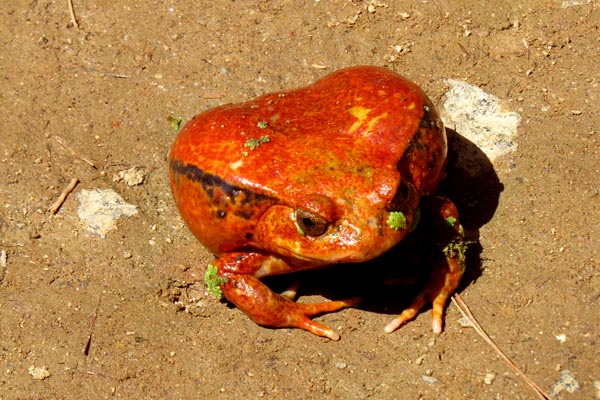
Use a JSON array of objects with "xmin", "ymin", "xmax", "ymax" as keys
[{"xmin": 1, "ymin": 1, "xmax": 598, "ymax": 399}]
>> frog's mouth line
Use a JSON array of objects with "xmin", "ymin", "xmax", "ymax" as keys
[{"xmin": 260, "ymin": 215, "xmax": 401, "ymax": 266}]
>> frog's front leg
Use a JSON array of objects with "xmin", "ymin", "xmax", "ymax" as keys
[
  {"xmin": 385, "ymin": 196, "xmax": 467, "ymax": 334},
  {"xmin": 210, "ymin": 252, "xmax": 359, "ymax": 340}
]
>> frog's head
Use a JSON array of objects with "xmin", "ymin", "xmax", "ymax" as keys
[{"xmin": 252, "ymin": 178, "xmax": 421, "ymax": 269}]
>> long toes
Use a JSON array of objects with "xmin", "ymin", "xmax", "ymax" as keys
[
  {"xmin": 384, "ymin": 304, "xmax": 421, "ymax": 334},
  {"xmin": 283, "ymin": 297, "xmax": 360, "ymax": 340},
  {"xmin": 299, "ymin": 297, "xmax": 361, "ymax": 318},
  {"xmin": 385, "ymin": 291, "xmax": 452, "ymax": 334},
  {"xmin": 297, "ymin": 318, "xmax": 341, "ymax": 341},
  {"xmin": 384, "ymin": 295, "xmax": 427, "ymax": 334}
]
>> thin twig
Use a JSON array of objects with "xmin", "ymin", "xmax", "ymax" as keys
[
  {"xmin": 77, "ymin": 369, "xmax": 116, "ymax": 380},
  {"xmin": 82, "ymin": 296, "xmax": 102, "ymax": 356},
  {"xmin": 47, "ymin": 178, "xmax": 79, "ymax": 214},
  {"xmin": 45, "ymin": 133, "xmax": 97, "ymax": 169},
  {"xmin": 67, "ymin": 0, "xmax": 79, "ymax": 28},
  {"xmin": 451, "ymin": 294, "xmax": 551, "ymax": 400},
  {"xmin": 84, "ymin": 68, "xmax": 130, "ymax": 79}
]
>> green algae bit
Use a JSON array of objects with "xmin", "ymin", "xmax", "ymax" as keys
[
  {"xmin": 168, "ymin": 116, "xmax": 183, "ymax": 131},
  {"xmin": 205, "ymin": 264, "xmax": 229, "ymax": 299},
  {"xmin": 443, "ymin": 238, "xmax": 469, "ymax": 265},
  {"xmin": 244, "ymin": 135, "xmax": 270, "ymax": 151},
  {"xmin": 445, "ymin": 216, "xmax": 465, "ymax": 235},
  {"xmin": 445, "ymin": 216, "xmax": 457, "ymax": 227},
  {"xmin": 387, "ymin": 211, "xmax": 407, "ymax": 230}
]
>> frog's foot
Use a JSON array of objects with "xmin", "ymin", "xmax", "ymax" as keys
[
  {"xmin": 385, "ymin": 196, "xmax": 466, "ymax": 334},
  {"xmin": 384, "ymin": 255, "xmax": 463, "ymax": 334},
  {"xmin": 220, "ymin": 270, "xmax": 359, "ymax": 340},
  {"xmin": 286, "ymin": 295, "xmax": 361, "ymax": 340}
]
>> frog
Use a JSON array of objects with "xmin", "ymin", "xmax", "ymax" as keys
[{"xmin": 169, "ymin": 66, "xmax": 466, "ymax": 340}]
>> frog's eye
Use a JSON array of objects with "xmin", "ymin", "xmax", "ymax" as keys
[{"xmin": 295, "ymin": 208, "xmax": 328, "ymax": 236}]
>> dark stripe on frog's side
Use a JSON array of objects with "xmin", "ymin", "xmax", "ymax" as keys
[
  {"xmin": 402, "ymin": 105, "xmax": 440, "ymax": 156},
  {"xmin": 392, "ymin": 104, "xmax": 445, "ymax": 210},
  {"xmin": 170, "ymin": 159, "xmax": 278, "ymax": 220},
  {"xmin": 397, "ymin": 104, "xmax": 445, "ymax": 174}
]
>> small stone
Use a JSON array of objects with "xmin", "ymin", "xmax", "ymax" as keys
[
  {"xmin": 421, "ymin": 375, "xmax": 438, "ymax": 385},
  {"xmin": 113, "ymin": 166, "xmax": 147, "ymax": 186},
  {"xmin": 335, "ymin": 361, "xmax": 348, "ymax": 369},
  {"xmin": 550, "ymin": 369, "xmax": 581, "ymax": 397},
  {"xmin": 458, "ymin": 316, "xmax": 473, "ymax": 327},
  {"xmin": 77, "ymin": 189, "xmax": 138, "ymax": 239},
  {"xmin": 442, "ymin": 80, "xmax": 521, "ymax": 168},
  {"xmin": 28, "ymin": 365, "xmax": 50, "ymax": 380},
  {"xmin": 484, "ymin": 372, "xmax": 495, "ymax": 384}
]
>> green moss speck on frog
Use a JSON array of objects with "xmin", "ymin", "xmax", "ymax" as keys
[
  {"xmin": 445, "ymin": 216, "xmax": 457, "ymax": 226},
  {"xmin": 244, "ymin": 135, "xmax": 270, "ymax": 151},
  {"xmin": 387, "ymin": 211, "xmax": 407, "ymax": 230},
  {"xmin": 205, "ymin": 264, "xmax": 229, "ymax": 299},
  {"xmin": 445, "ymin": 216, "xmax": 464, "ymax": 235},
  {"xmin": 257, "ymin": 121, "xmax": 269, "ymax": 129},
  {"xmin": 443, "ymin": 238, "xmax": 469, "ymax": 266}
]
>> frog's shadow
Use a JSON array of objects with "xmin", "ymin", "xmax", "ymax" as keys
[{"xmin": 265, "ymin": 129, "xmax": 503, "ymax": 318}]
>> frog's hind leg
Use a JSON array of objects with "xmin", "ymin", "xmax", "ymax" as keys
[
  {"xmin": 385, "ymin": 196, "xmax": 466, "ymax": 334},
  {"xmin": 213, "ymin": 252, "xmax": 359, "ymax": 340}
]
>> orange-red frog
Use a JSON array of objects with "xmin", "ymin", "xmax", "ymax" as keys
[{"xmin": 169, "ymin": 66, "xmax": 466, "ymax": 340}]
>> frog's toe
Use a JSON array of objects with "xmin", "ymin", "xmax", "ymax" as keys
[
  {"xmin": 431, "ymin": 292, "xmax": 451, "ymax": 334},
  {"xmin": 296, "ymin": 318, "xmax": 341, "ymax": 341},
  {"xmin": 384, "ymin": 292, "xmax": 428, "ymax": 333},
  {"xmin": 293, "ymin": 297, "xmax": 361, "ymax": 340}
]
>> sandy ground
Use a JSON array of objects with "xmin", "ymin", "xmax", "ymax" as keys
[{"xmin": 1, "ymin": 1, "xmax": 599, "ymax": 399}]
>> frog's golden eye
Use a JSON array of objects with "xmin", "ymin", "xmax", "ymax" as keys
[{"xmin": 295, "ymin": 208, "xmax": 328, "ymax": 236}]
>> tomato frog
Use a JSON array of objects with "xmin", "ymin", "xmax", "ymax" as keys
[{"xmin": 169, "ymin": 66, "xmax": 466, "ymax": 340}]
